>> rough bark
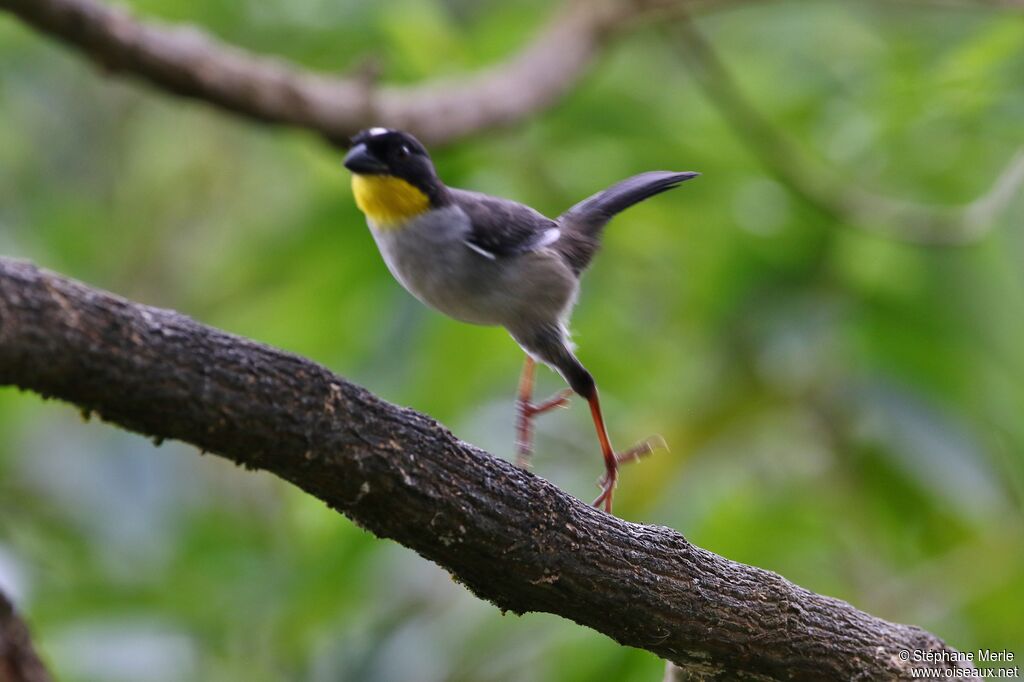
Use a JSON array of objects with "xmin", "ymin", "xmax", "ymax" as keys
[
  {"xmin": 0, "ymin": 258, "xmax": 980, "ymax": 680},
  {"xmin": 0, "ymin": 591, "xmax": 51, "ymax": 682},
  {"xmin": 0, "ymin": 0, "xmax": 715, "ymax": 147}
]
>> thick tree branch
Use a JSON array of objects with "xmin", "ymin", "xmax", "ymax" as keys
[
  {"xmin": 0, "ymin": 258, "xmax": 980, "ymax": 680},
  {"xmin": 0, "ymin": 0, "xmax": 720, "ymax": 147},
  {"xmin": 0, "ymin": 591, "xmax": 51, "ymax": 682}
]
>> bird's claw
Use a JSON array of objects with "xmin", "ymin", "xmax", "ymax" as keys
[
  {"xmin": 616, "ymin": 434, "xmax": 668, "ymax": 465},
  {"xmin": 514, "ymin": 389, "xmax": 574, "ymax": 468},
  {"xmin": 518, "ymin": 389, "xmax": 572, "ymax": 419},
  {"xmin": 592, "ymin": 471, "xmax": 617, "ymax": 512},
  {"xmin": 591, "ymin": 434, "xmax": 668, "ymax": 513}
]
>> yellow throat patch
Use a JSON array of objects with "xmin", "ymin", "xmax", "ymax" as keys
[{"xmin": 351, "ymin": 174, "xmax": 430, "ymax": 227}]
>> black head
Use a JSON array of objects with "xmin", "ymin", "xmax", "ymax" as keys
[{"xmin": 343, "ymin": 128, "xmax": 445, "ymax": 202}]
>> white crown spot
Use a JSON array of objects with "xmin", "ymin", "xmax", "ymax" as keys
[{"xmin": 367, "ymin": 127, "xmax": 390, "ymax": 137}]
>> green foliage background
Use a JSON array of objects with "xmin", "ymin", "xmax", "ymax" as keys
[{"xmin": 1, "ymin": 1, "xmax": 1022, "ymax": 679}]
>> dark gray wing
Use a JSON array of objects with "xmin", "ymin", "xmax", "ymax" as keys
[{"xmin": 451, "ymin": 189, "xmax": 560, "ymax": 260}]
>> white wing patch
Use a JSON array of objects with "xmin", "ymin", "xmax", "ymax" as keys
[
  {"xmin": 538, "ymin": 227, "xmax": 561, "ymax": 247},
  {"xmin": 464, "ymin": 240, "xmax": 497, "ymax": 260}
]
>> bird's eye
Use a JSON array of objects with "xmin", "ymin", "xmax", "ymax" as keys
[{"xmin": 397, "ymin": 145, "xmax": 411, "ymax": 158}]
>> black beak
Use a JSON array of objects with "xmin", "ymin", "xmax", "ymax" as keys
[{"xmin": 343, "ymin": 143, "xmax": 388, "ymax": 174}]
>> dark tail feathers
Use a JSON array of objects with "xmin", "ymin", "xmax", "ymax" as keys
[{"xmin": 556, "ymin": 170, "xmax": 699, "ymax": 273}]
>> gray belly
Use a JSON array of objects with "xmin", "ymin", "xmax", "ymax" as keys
[{"xmin": 369, "ymin": 210, "xmax": 577, "ymax": 329}]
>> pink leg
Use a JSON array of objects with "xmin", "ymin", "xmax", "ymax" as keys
[{"xmin": 515, "ymin": 356, "xmax": 572, "ymax": 468}]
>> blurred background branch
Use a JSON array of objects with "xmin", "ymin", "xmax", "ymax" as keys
[
  {"xmin": 673, "ymin": 17, "xmax": 1024, "ymax": 246},
  {"xmin": 0, "ymin": 258, "xmax": 981, "ymax": 681},
  {"xmin": 0, "ymin": 590, "xmax": 51, "ymax": 682},
  {"xmin": 0, "ymin": 0, "xmax": 728, "ymax": 147}
]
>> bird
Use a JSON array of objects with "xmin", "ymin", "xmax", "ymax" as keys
[{"xmin": 343, "ymin": 127, "xmax": 698, "ymax": 513}]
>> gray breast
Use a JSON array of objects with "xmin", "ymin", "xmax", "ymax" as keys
[
  {"xmin": 369, "ymin": 207, "xmax": 501, "ymax": 325},
  {"xmin": 368, "ymin": 207, "xmax": 579, "ymax": 330}
]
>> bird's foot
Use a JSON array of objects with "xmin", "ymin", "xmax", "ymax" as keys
[
  {"xmin": 615, "ymin": 434, "xmax": 668, "ymax": 465},
  {"xmin": 591, "ymin": 435, "xmax": 669, "ymax": 513},
  {"xmin": 514, "ymin": 389, "xmax": 573, "ymax": 468},
  {"xmin": 592, "ymin": 467, "xmax": 618, "ymax": 513}
]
